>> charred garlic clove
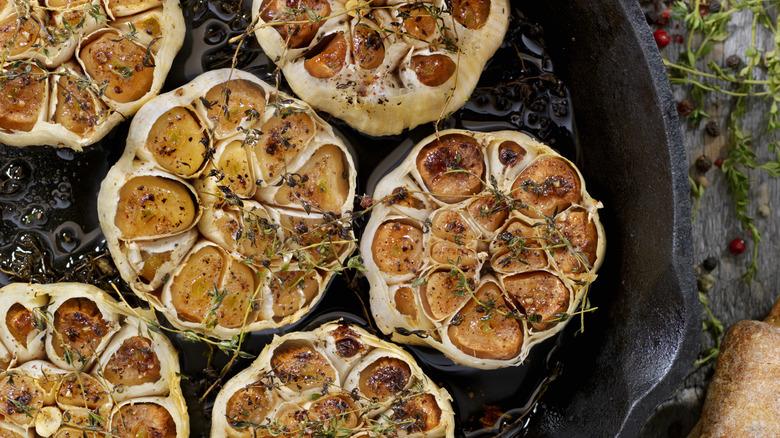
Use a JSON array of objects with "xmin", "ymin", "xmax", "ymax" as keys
[
  {"xmin": 0, "ymin": 370, "xmax": 45, "ymax": 426},
  {"xmin": 252, "ymin": 0, "xmax": 509, "ymax": 136},
  {"xmin": 99, "ymin": 69, "xmax": 357, "ymax": 339},
  {"xmin": 0, "ymin": 0, "xmax": 183, "ymax": 149},
  {"xmin": 362, "ymin": 129, "xmax": 605, "ymax": 369},
  {"xmin": 0, "ymin": 283, "xmax": 188, "ymax": 437},
  {"xmin": 211, "ymin": 322, "xmax": 454, "ymax": 438}
]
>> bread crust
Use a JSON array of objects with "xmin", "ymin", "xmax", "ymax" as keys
[{"xmin": 689, "ymin": 318, "xmax": 780, "ymax": 438}]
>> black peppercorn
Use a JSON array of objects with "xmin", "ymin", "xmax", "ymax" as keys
[
  {"xmin": 726, "ymin": 54, "xmax": 742, "ymax": 69},
  {"xmin": 677, "ymin": 99, "xmax": 694, "ymax": 116},
  {"xmin": 709, "ymin": 1, "xmax": 721, "ymax": 12},
  {"xmin": 702, "ymin": 256, "xmax": 718, "ymax": 271},
  {"xmin": 705, "ymin": 120, "xmax": 720, "ymax": 137},
  {"xmin": 696, "ymin": 155, "xmax": 712, "ymax": 173}
]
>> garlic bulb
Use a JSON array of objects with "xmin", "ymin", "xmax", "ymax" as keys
[
  {"xmin": 0, "ymin": 0, "xmax": 184, "ymax": 149},
  {"xmin": 252, "ymin": 0, "xmax": 508, "ymax": 136},
  {"xmin": 0, "ymin": 282, "xmax": 188, "ymax": 438},
  {"xmin": 211, "ymin": 322, "xmax": 454, "ymax": 437},
  {"xmin": 98, "ymin": 69, "xmax": 358, "ymax": 339},
  {"xmin": 361, "ymin": 129, "xmax": 606, "ymax": 369}
]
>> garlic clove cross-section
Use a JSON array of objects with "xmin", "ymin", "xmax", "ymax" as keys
[{"xmin": 0, "ymin": 0, "xmax": 184, "ymax": 149}]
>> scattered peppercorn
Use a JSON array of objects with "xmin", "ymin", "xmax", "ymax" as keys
[
  {"xmin": 758, "ymin": 203, "xmax": 771, "ymax": 218},
  {"xmin": 677, "ymin": 99, "xmax": 694, "ymax": 115},
  {"xmin": 726, "ymin": 54, "xmax": 742, "ymax": 69},
  {"xmin": 705, "ymin": 121, "xmax": 720, "ymax": 137},
  {"xmin": 695, "ymin": 155, "xmax": 712, "ymax": 173},
  {"xmin": 702, "ymin": 256, "xmax": 718, "ymax": 271},
  {"xmin": 655, "ymin": 9, "xmax": 671, "ymax": 27},
  {"xmin": 654, "ymin": 29, "xmax": 671, "ymax": 48},
  {"xmin": 698, "ymin": 273, "xmax": 715, "ymax": 292},
  {"xmin": 728, "ymin": 238, "xmax": 746, "ymax": 255},
  {"xmin": 714, "ymin": 157, "xmax": 723, "ymax": 167},
  {"xmin": 709, "ymin": 1, "xmax": 721, "ymax": 12},
  {"xmin": 672, "ymin": 33, "xmax": 684, "ymax": 44}
]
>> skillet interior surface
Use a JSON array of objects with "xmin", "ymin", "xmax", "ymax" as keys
[
  {"xmin": 0, "ymin": 0, "xmax": 698, "ymax": 436},
  {"xmin": 519, "ymin": 1, "xmax": 699, "ymax": 436}
]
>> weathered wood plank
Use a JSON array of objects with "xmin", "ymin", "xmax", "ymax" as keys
[{"xmin": 640, "ymin": 5, "xmax": 780, "ymax": 436}]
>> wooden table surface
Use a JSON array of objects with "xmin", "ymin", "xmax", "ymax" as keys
[{"xmin": 639, "ymin": 4, "xmax": 780, "ymax": 437}]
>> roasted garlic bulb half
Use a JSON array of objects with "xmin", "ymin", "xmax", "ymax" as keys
[
  {"xmin": 361, "ymin": 129, "xmax": 606, "ymax": 369},
  {"xmin": 0, "ymin": 0, "xmax": 185, "ymax": 149},
  {"xmin": 212, "ymin": 322, "xmax": 454, "ymax": 437},
  {"xmin": 98, "ymin": 69, "xmax": 358, "ymax": 339},
  {"xmin": 252, "ymin": 0, "xmax": 508, "ymax": 136},
  {"xmin": 0, "ymin": 282, "xmax": 188, "ymax": 438}
]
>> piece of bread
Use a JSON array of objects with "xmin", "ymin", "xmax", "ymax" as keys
[
  {"xmin": 765, "ymin": 296, "xmax": 780, "ymax": 327},
  {"xmin": 687, "ymin": 297, "xmax": 780, "ymax": 438}
]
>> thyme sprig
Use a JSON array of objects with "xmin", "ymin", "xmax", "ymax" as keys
[
  {"xmin": 0, "ymin": 0, "xmax": 157, "ymax": 121},
  {"xmin": 694, "ymin": 290, "xmax": 724, "ymax": 368},
  {"xmin": 443, "ymin": 264, "xmax": 596, "ymax": 327}
]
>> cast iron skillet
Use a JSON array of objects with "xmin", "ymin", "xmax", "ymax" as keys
[
  {"xmin": 0, "ymin": 0, "xmax": 699, "ymax": 436},
  {"xmin": 517, "ymin": 0, "xmax": 699, "ymax": 436}
]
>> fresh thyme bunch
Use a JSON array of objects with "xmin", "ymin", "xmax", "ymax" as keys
[{"xmin": 663, "ymin": 0, "xmax": 780, "ymax": 282}]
